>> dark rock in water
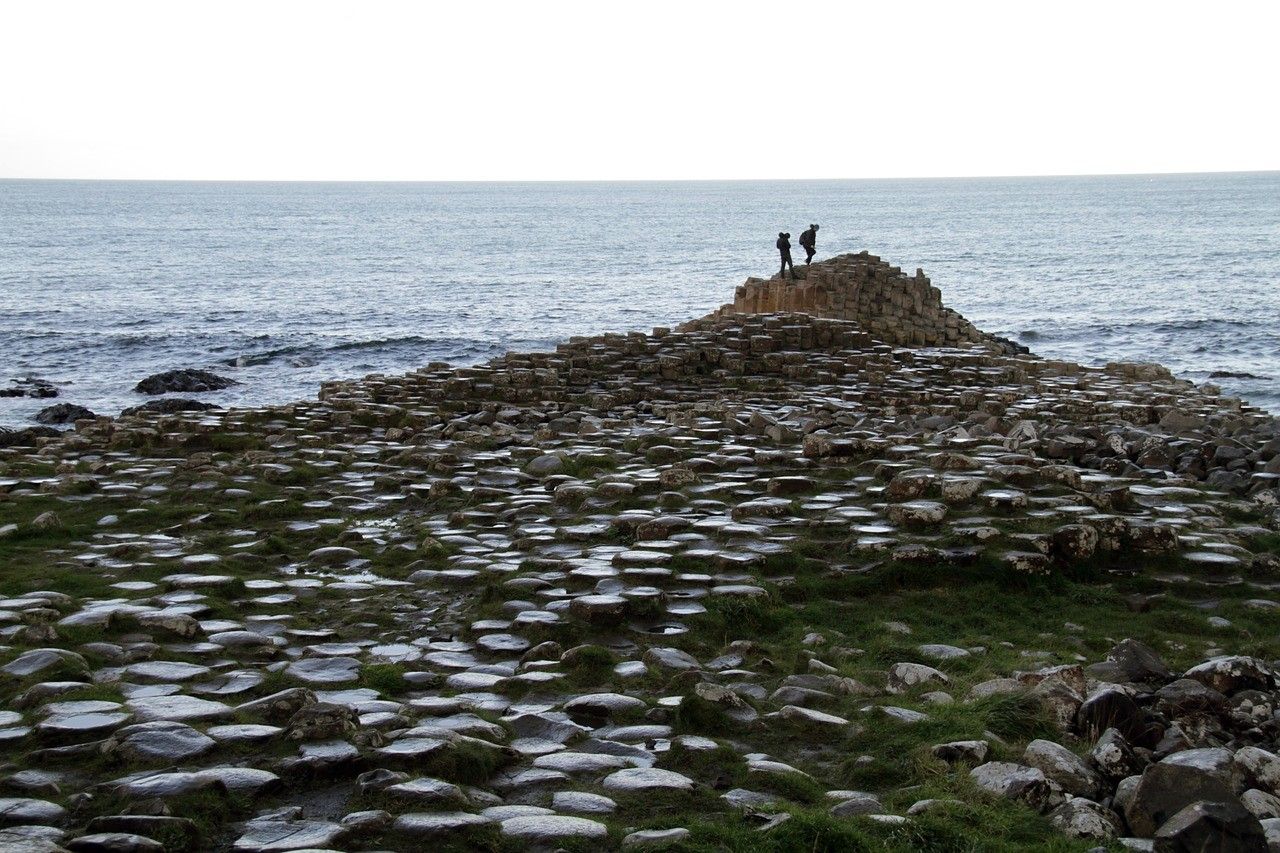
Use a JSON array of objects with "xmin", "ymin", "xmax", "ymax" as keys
[
  {"xmin": 120, "ymin": 399, "xmax": 218, "ymax": 417},
  {"xmin": 0, "ymin": 426, "xmax": 61, "ymax": 448},
  {"xmin": 0, "ymin": 377, "xmax": 58, "ymax": 398},
  {"xmin": 134, "ymin": 369, "xmax": 238, "ymax": 395},
  {"xmin": 1152, "ymin": 800, "xmax": 1267, "ymax": 852},
  {"xmin": 1208, "ymin": 370, "xmax": 1267, "ymax": 380},
  {"xmin": 988, "ymin": 334, "xmax": 1032, "ymax": 356},
  {"xmin": 35, "ymin": 403, "xmax": 96, "ymax": 425}
]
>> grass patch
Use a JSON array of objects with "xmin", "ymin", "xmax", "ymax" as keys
[
  {"xmin": 564, "ymin": 644, "xmax": 617, "ymax": 686},
  {"xmin": 673, "ymin": 695, "xmax": 739, "ymax": 737},
  {"xmin": 420, "ymin": 739, "xmax": 513, "ymax": 786},
  {"xmin": 359, "ymin": 663, "xmax": 408, "ymax": 696},
  {"xmin": 699, "ymin": 591, "xmax": 798, "ymax": 643}
]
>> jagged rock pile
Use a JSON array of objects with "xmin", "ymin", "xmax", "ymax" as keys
[
  {"xmin": 720, "ymin": 252, "xmax": 990, "ymax": 348},
  {"xmin": 962, "ymin": 640, "xmax": 1280, "ymax": 849}
]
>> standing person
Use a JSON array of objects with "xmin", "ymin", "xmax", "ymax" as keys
[
  {"xmin": 799, "ymin": 223, "xmax": 819, "ymax": 264},
  {"xmin": 776, "ymin": 232, "xmax": 795, "ymax": 279}
]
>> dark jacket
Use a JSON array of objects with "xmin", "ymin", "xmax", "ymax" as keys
[
  {"xmin": 776, "ymin": 236, "xmax": 791, "ymax": 254},
  {"xmin": 799, "ymin": 228, "xmax": 815, "ymax": 249}
]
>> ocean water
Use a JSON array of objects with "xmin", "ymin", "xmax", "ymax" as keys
[{"xmin": 1, "ymin": 173, "xmax": 1277, "ymax": 427}]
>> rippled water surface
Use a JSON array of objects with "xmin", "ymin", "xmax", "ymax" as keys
[{"xmin": 1, "ymin": 173, "xmax": 1277, "ymax": 425}]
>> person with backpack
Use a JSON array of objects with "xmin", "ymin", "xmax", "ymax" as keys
[
  {"xmin": 776, "ymin": 232, "xmax": 795, "ymax": 279},
  {"xmin": 798, "ymin": 223, "xmax": 819, "ymax": 264}
]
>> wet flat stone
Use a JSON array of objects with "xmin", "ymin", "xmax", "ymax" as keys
[
  {"xmin": 393, "ymin": 811, "xmax": 494, "ymax": 838},
  {"xmin": 553, "ymin": 791, "xmax": 618, "ymax": 814},
  {"xmin": 109, "ymin": 721, "xmax": 216, "ymax": 762},
  {"xmin": 231, "ymin": 818, "xmax": 345, "ymax": 852},
  {"xmin": 36, "ymin": 712, "xmax": 131, "ymax": 738},
  {"xmin": 0, "ymin": 797, "xmax": 67, "ymax": 826},
  {"xmin": 500, "ymin": 814, "xmax": 609, "ymax": 842},
  {"xmin": 532, "ymin": 751, "xmax": 631, "ymax": 774},
  {"xmin": 123, "ymin": 661, "xmax": 212, "ymax": 683},
  {"xmin": 125, "ymin": 695, "xmax": 233, "ymax": 723},
  {"xmin": 207, "ymin": 724, "xmax": 283, "ymax": 744},
  {"xmin": 1, "ymin": 649, "xmax": 88, "ymax": 679},
  {"xmin": 602, "ymin": 767, "xmax": 696, "ymax": 792},
  {"xmin": 285, "ymin": 657, "xmax": 360, "ymax": 684},
  {"xmin": 383, "ymin": 777, "xmax": 469, "ymax": 807}
]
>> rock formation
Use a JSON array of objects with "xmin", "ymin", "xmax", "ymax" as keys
[
  {"xmin": 717, "ymin": 251, "xmax": 989, "ymax": 349},
  {"xmin": 0, "ymin": 255, "xmax": 1277, "ymax": 851}
]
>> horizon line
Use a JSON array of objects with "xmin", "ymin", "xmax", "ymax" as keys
[{"xmin": 1, "ymin": 168, "xmax": 1277, "ymax": 184}]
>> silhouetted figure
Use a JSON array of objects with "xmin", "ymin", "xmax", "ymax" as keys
[
  {"xmin": 799, "ymin": 223, "xmax": 819, "ymax": 264},
  {"xmin": 777, "ymin": 232, "xmax": 794, "ymax": 279}
]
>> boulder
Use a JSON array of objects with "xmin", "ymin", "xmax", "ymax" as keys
[
  {"xmin": 969, "ymin": 762, "xmax": 1058, "ymax": 812},
  {"xmin": 1126, "ymin": 758, "xmax": 1243, "ymax": 837},
  {"xmin": 1023, "ymin": 739, "xmax": 1103, "ymax": 798},
  {"xmin": 525, "ymin": 454, "xmax": 565, "ymax": 477},
  {"xmin": 1161, "ymin": 748, "xmax": 1241, "ymax": 793},
  {"xmin": 931, "ymin": 740, "xmax": 989, "ymax": 765},
  {"xmin": 1183, "ymin": 656, "xmax": 1275, "ymax": 695},
  {"xmin": 1237, "ymin": 747, "xmax": 1280, "ymax": 796},
  {"xmin": 1155, "ymin": 679, "xmax": 1228, "ymax": 717},
  {"xmin": 1091, "ymin": 727, "xmax": 1147, "ymax": 781},
  {"xmin": 1242, "ymin": 789, "xmax": 1280, "ymax": 820},
  {"xmin": 886, "ymin": 662, "xmax": 949, "ymax": 694},
  {"xmin": 1051, "ymin": 524, "xmax": 1099, "ymax": 561},
  {"xmin": 1078, "ymin": 688, "xmax": 1159, "ymax": 747},
  {"xmin": 231, "ymin": 818, "xmax": 345, "ymax": 851},
  {"xmin": 1152, "ymin": 800, "xmax": 1267, "ymax": 852},
  {"xmin": 642, "ymin": 647, "xmax": 700, "ymax": 672},
  {"xmin": 1047, "ymin": 798, "xmax": 1123, "ymax": 840},
  {"xmin": 1108, "ymin": 638, "xmax": 1174, "ymax": 684}
]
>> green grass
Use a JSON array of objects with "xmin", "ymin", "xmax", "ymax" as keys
[
  {"xmin": 359, "ymin": 663, "xmax": 409, "ymax": 697},
  {"xmin": 665, "ymin": 801, "xmax": 1097, "ymax": 852},
  {"xmin": 418, "ymin": 738, "xmax": 513, "ymax": 786},
  {"xmin": 563, "ymin": 644, "xmax": 617, "ymax": 686},
  {"xmin": 558, "ymin": 452, "xmax": 619, "ymax": 479},
  {"xmin": 673, "ymin": 694, "xmax": 740, "ymax": 736},
  {"xmin": 698, "ymin": 590, "xmax": 799, "ymax": 644},
  {"xmin": 839, "ymin": 694, "xmax": 1054, "ymax": 790}
]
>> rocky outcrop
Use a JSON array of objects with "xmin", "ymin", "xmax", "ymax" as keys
[
  {"xmin": 119, "ymin": 398, "xmax": 218, "ymax": 417},
  {"xmin": 0, "ymin": 425, "xmax": 61, "ymax": 448},
  {"xmin": 35, "ymin": 404, "xmax": 95, "ymax": 425},
  {"xmin": 712, "ymin": 252, "xmax": 998, "ymax": 349},
  {"xmin": 133, "ymin": 369, "xmax": 237, "ymax": 395},
  {"xmin": 0, "ymin": 378, "xmax": 57, "ymax": 398}
]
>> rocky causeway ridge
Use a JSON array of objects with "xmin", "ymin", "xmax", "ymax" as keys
[{"xmin": 1, "ymin": 253, "xmax": 1279, "ymax": 851}]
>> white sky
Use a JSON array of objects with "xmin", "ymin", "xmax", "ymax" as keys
[{"xmin": 1, "ymin": 0, "xmax": 1276, "ymax": 181}]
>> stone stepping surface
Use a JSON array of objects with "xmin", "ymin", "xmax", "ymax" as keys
[{"xmin": 0, "ymin": 255, "xmax": 1278, "ymax": 849}]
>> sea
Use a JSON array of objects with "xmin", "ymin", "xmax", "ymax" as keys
[{"xmin": 1, "ymin": 172, "xmax": 1277, "ymax": 427}]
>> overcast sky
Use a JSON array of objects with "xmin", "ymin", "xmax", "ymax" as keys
[{"xmin": 1, "ymin": 1, "xmax": 1275, "ymax": 181}]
